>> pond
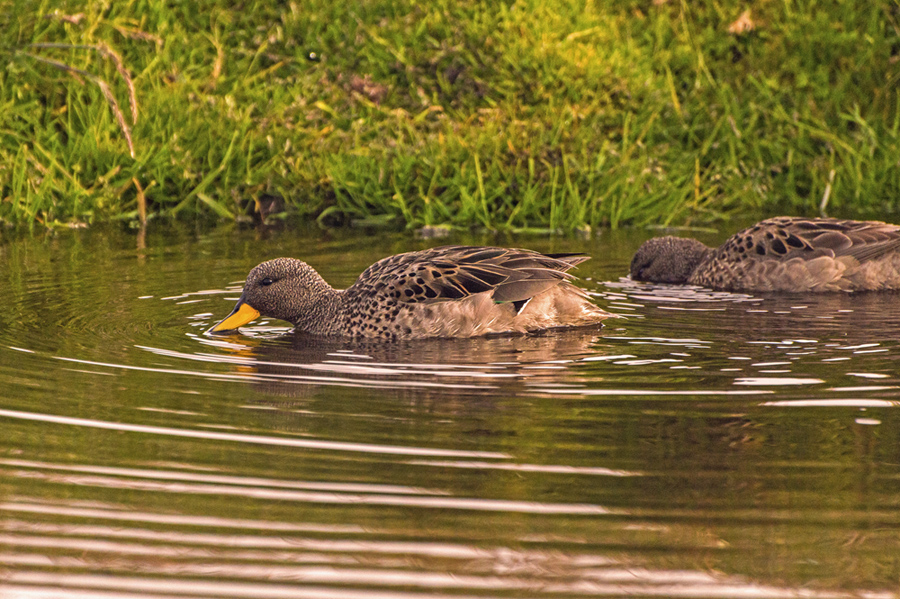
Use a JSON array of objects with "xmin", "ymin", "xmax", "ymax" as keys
[{"xmin": 1, "ymin": 223, "xmax": 898, "ymax": 599}]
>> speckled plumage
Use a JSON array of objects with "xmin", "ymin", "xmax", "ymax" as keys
[
  {"xmin": 210, "ymin": 246, "xmax": 613, "ymax": 338},
  {"xmin": 630, "ymin": 217, "xmax": 900, "ymax": 292}
]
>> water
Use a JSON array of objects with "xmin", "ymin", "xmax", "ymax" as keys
[{"xmin": 1, "ymin": 224, "xmax": 899, "ymax": 599}]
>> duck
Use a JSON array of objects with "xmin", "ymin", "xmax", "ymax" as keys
[
  {"xmin": 208, "ymin": 245, "xmax": 613, "ymax": 339},
  {"xmin": 630, "ymin": 217, "xmax": 900, "ymax": 292}
]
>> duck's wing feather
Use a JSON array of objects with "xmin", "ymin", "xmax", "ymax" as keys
[
  {"xmin": 354, "ymin": 246, "xmax": 588, "ymax": 307},
  {"xmin": 719, "ymin": 217, "xmax": 900, "ymax": 263}
]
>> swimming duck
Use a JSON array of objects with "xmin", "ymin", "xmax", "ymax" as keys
[
  {"xmin": 630, "ymin": 217, "xmax": 900, "ymax": 292},
  {"xmin": 209, "ymin": 246, "xmax": 613, "ymax": 338}
]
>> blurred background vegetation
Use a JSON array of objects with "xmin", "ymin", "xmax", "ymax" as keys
[{"xmin": 1, "ymin": 0, "xmax": 899, "ymax": 231}]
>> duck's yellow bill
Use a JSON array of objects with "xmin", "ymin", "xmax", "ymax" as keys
[{"xmin": 207, "ymin": 302, "xmax": 261, "ymax": 334}]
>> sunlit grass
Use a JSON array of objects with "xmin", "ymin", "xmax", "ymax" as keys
[{"xmin": 1, "ymin": 0, "xmax": 898, "ymax": 230}]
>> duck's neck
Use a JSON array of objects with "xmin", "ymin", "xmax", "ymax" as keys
[
  {"xmin": 678, "ymin": 241, "xmax": 713, "ymax": 283},
  {"xmin": 293, "ymin": 286, "xmax": 347, "ymax": 335},
  {"xmin": 691, "ymin": 246, "xmax": 714, "ymax": 275}
]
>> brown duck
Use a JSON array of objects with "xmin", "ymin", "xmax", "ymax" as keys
[
  {"xmin": 209, "ymin": 246, "xmax": 613, "ymax": 339},
  {"xmin": 630, "ymin": 217, "xmax": 900, "ymax": 292}
]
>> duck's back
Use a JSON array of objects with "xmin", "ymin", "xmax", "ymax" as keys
[
  {"xmin": 691, "ymin": 217, "xmax": 900, "ymax": 292},
  {"xmin": 342, "ymin": 246, "xmax": 610, "ymax": 338}
]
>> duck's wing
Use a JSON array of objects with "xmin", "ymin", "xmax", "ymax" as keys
[
  {"xmin": 354, "ymin": 246, "xmax": 589, "ymax": 309},
  {"xmin": 720, "ymin": 217, "xmax": 900, "ymax": 263}
]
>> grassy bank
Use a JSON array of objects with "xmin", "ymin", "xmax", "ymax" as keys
[{"xmin": 1, "ymin": 0, "xmax": 899, "ymax": 231}]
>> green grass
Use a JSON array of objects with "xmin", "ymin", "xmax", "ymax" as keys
[{"xmin": 1, "ymin": 0, "xmax": 899, "ymax": 230}]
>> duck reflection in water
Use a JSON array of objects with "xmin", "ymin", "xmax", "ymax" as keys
[{"xmin": 204, "ymin": 325, "xmax": 618, "ymax": 402}]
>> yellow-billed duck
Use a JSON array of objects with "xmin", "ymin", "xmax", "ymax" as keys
[
  {"xmin": 630, "ymin": 217, "xmax": 900, "ymax": 292},
  {"xmin": 209, "ymin": 245, "xmax": 613, "ymax": 338}
]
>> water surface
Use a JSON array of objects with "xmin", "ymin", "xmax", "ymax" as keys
[{"xmin": 1, "ymin": 224, "xmax": 898, "ymax": 599}]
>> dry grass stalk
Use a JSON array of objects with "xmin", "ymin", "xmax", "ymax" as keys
[
  {"xmin": 24, "ymin": 44, "xmax": 137, "ymax": 158},
  {"xmin": 727, "ymin": 10, "xmax": 755, "ymax": 34},
  {"xmin": 133, "ymin": 177, "xmax": 146, "ymax": 225},
  {"xmin": 94, "ymin": 78, "xmax": 135, "ymax": 158},
  {"xmin": 45, "ymin": 10, "xmax": 85, "ymax": 25},
  {"xmin": 111, "ymin": 25, "xmax": 163, "ymax": 48},
  {"xmin": 209, "ymin": 35, "xmax": 224, "ymax": 85},
  {"xmin": 29, "ymin": 43, "xmax": 138, "ymax": 125},
  {"xmin": 98, "ymin": 43, "xmax": 138, "ymax": 125}
]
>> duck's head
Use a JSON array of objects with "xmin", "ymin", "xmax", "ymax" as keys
[
  {"xmin": 630, "ymin": 236, "xmax": 711, "ymax": 284},
  {"xmin": 207, "ymin": 258, "xmax": 333, "ymax": 333}
]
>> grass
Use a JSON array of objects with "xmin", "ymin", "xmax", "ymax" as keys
[{"xmin": 1, "ymin": 0, "xmax": 899, "ymax": 231}]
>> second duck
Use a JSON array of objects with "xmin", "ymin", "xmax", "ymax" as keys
[{"xmin": 630, "ymin": 217, "xmax": 900, "ymax": 292}]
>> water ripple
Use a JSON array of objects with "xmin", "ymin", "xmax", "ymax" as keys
[
  {"xmin": 0, "ymin": 460, "xmax": 448, "ymax": 496},
  {"xmin": 0, "ymin": 409, "xmax": 508, "ymax": 459},
  {"xmin": 8, "ymin": 469, "xmax": 613, "ymax": 515},
  {"xmin": 1, "ymin": 561, "xmax": 892, "ymax": 599}
]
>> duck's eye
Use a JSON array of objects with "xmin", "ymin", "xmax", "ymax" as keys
[{"xmin": 260, "ymin": 278, "xmax": 274, "ymax": 287}]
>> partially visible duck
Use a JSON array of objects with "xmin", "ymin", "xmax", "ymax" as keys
[
  {"xmin": 630, "ymin": 217, "xmax": 900, "ymax": 292},
  {"xmin": 209, "ymin": 246, "xmax": 613, "ymax": 339}
]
